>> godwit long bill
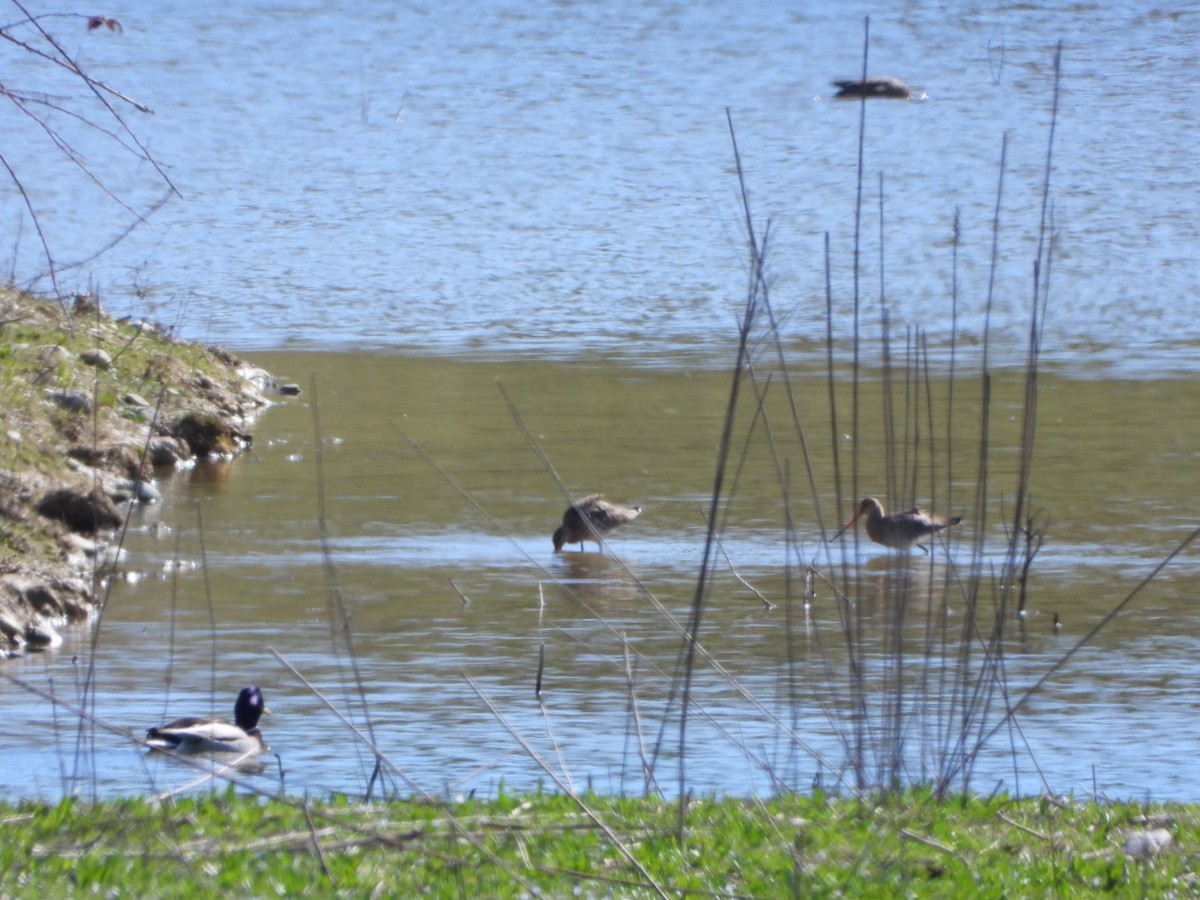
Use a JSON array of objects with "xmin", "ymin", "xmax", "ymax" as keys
[
  {"xmin": 833, "ymin": 497, "xmax": 961, "ymax": 554},
  {"xmin": 553, "ymin": 494, "xmax": 642, "ymax": 552}
]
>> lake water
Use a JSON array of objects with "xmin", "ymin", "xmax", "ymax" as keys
[
  {"xmin": 1, "ymin": 1, "xmax": 1199, "ymax": 801},
  {"xmin": 4, "ymin": 0, "xmax": 1199, "ymax": 373}
]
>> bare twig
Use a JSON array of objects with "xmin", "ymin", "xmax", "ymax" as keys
[
  {"xmin": 699, "ymin": 505, "xmax": 774, "ymax": 610},
  {"xmin": 448, "ymin": 577, "xmax": 471, "ymax": 607},
  {"xmin": 464, "ymin": 672, "xmax": 670, "ymax": 900},
  {"xmin": 269, "ymin": 648, "xmax": 430, "ymax": 802}
]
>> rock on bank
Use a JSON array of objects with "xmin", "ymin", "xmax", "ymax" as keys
[{"xmin": 0, "ymin": 287, "xmax": 287, "ymax": 655}]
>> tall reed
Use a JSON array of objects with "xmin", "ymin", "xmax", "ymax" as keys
[{"xmin": 659, "ymin": 25, "xmax": 1070, "ymax": 806}]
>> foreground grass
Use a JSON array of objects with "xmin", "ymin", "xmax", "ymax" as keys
[{"xmin": 0, "ymin": 789, "xmax": 1193, "ymax": 897}]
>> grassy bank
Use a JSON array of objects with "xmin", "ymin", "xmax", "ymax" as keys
[
  {"xmin": 0, "ymin": 285, "xmax": 278, "ymax": 652},
  {"xmin": 0, "ymin": 789, "xmax": 1191, "ymax": 897}
]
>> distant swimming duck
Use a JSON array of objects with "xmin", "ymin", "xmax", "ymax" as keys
[
  {"xmin": 833, "ymin": 497, "xmax": 961, "ymax": 553},
  {"xmin": 146, "ymin": 685, "xmax": 267, "ymax": 756},
  {"xmin": 553, "ymin": 494, "xmax": 642, "ymax": 552},
  {"xmin": 832, "ymin": 76, "xmax": 914, "ymax": 100}
]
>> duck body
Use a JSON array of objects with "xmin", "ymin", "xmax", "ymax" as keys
[
  {"xmin": 832, "ymin": 76, "xmax": 913, "ymax": 99},
  {"xmin": 146, "ymin": 685, "xmax": 267, "ymax": 756},
  {"xmin": 553, "ymin": 494, "xmax": 642, "ymax": 552},
  {"xmin": 835, "ymin": 497, "xmax": 960, "ymax": 553}
]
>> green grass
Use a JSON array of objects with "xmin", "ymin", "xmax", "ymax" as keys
[
  {"xmin": 0, "ymin": 789, "xmax": 1192, "ymax": 897},
  {"xmin": 0, "ymin": 285, "xmax": 264, "ymax": 563}
]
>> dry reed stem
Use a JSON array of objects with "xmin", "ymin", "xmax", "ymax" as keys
[
  {"xmin": 463, "ymin": 672, "xmax": 671, "ymax": 900},
  {"xmin": 269, "ymin": 648, "xmax": 429, "ymax": 801}
]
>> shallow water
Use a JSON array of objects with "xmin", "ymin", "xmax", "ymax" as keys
[{"xmin": 2, "ymin": 351, "xmax": 1198, "ymax": 801}]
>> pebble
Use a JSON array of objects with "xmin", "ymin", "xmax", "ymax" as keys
[
  {"xmin": 1124, "ymin": 828, "xmax": 1173, "ymax": 858},
  {"xmin": 147, "ymin": 435, "xmax": 193, "ymax": 467},
  {"xmin": 38, "ymin": 344, "xmax": 70, "ymax": 365},
  {"xmin": 238, "ymin": 364, "xmax": 276, "ymax": 394},
  {"xmin": 80, "ymin": 348, "xmax": 113, "ymax": 369},
  {"xmin": 0, "ymin": 611, "xmax": 25, "ymax": 647},
  {"xmin": 113, "ymin": 478, "xmax": 162, "ymax": 504},
  {"xmin": 36, "ymin": 486, "xmax": 123, "ymax": 533},
  {"xmin": 26, "ymin": 620, "xmax": 63, "ymax": 649},
  {"xmin": 45, "ymin": 389, "xmax": 92, "ymax": 414}
]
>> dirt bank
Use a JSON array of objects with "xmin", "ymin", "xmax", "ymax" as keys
[{"xmin": 0, "ymin": 286, "xmax": 291, "ymax": 655}]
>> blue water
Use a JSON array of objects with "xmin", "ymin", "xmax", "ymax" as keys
[{"xmin": 2, "ymin": 1, "xmax": 1197, "ymax": 373}]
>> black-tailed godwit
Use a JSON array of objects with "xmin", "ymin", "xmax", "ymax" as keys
[
  {"xmin": 553, "ymin": 495, "xmax": 642, "ymax": 552},
  {"xmin": 833, "ymin": 497, "xmax": 960, "ymax": 553}
]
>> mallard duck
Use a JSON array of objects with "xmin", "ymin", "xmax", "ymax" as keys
[
  {"xmin": 553, "ymin": 494, "xmax": 642, "ymax": 552},
  {"xmin": 145, "ymin": 685, "xmax": 267, "ymax": 756},
  {"xmin": 833, "ymin": 497, "xmax": 961, "ymax": 553},
  {"xmin": 832, "ymin": 76, "xmax": 914, "ymax": 99}
]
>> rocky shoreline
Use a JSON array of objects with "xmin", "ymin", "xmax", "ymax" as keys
[{"xmin": 0, "ymin": 287, "xmax": 290, "ymax": 655}]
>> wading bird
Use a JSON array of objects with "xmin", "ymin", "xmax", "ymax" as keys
[
  {"xmin": 833, "ymin": 497, "xmax": 960, "ymax": 553},
  {"xmin": 553, "ymin": 494, "xmax": 642, "ymax": 552},
  {"xmin": 146, "ymin": 685, "xmax": 267, "ymax": 756}
]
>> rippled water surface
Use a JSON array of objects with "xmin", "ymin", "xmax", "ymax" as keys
[
  {"xmin": 3, "ymin": 353, "xmax": 1199, "ymax": 801},
  {"xmin": 1, "ymin": 0, "xmax": 1199, "ymax": 801},
  {"xmin": 2, "ymin": 0, "xmax": 1198, "ymax": 372}
]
